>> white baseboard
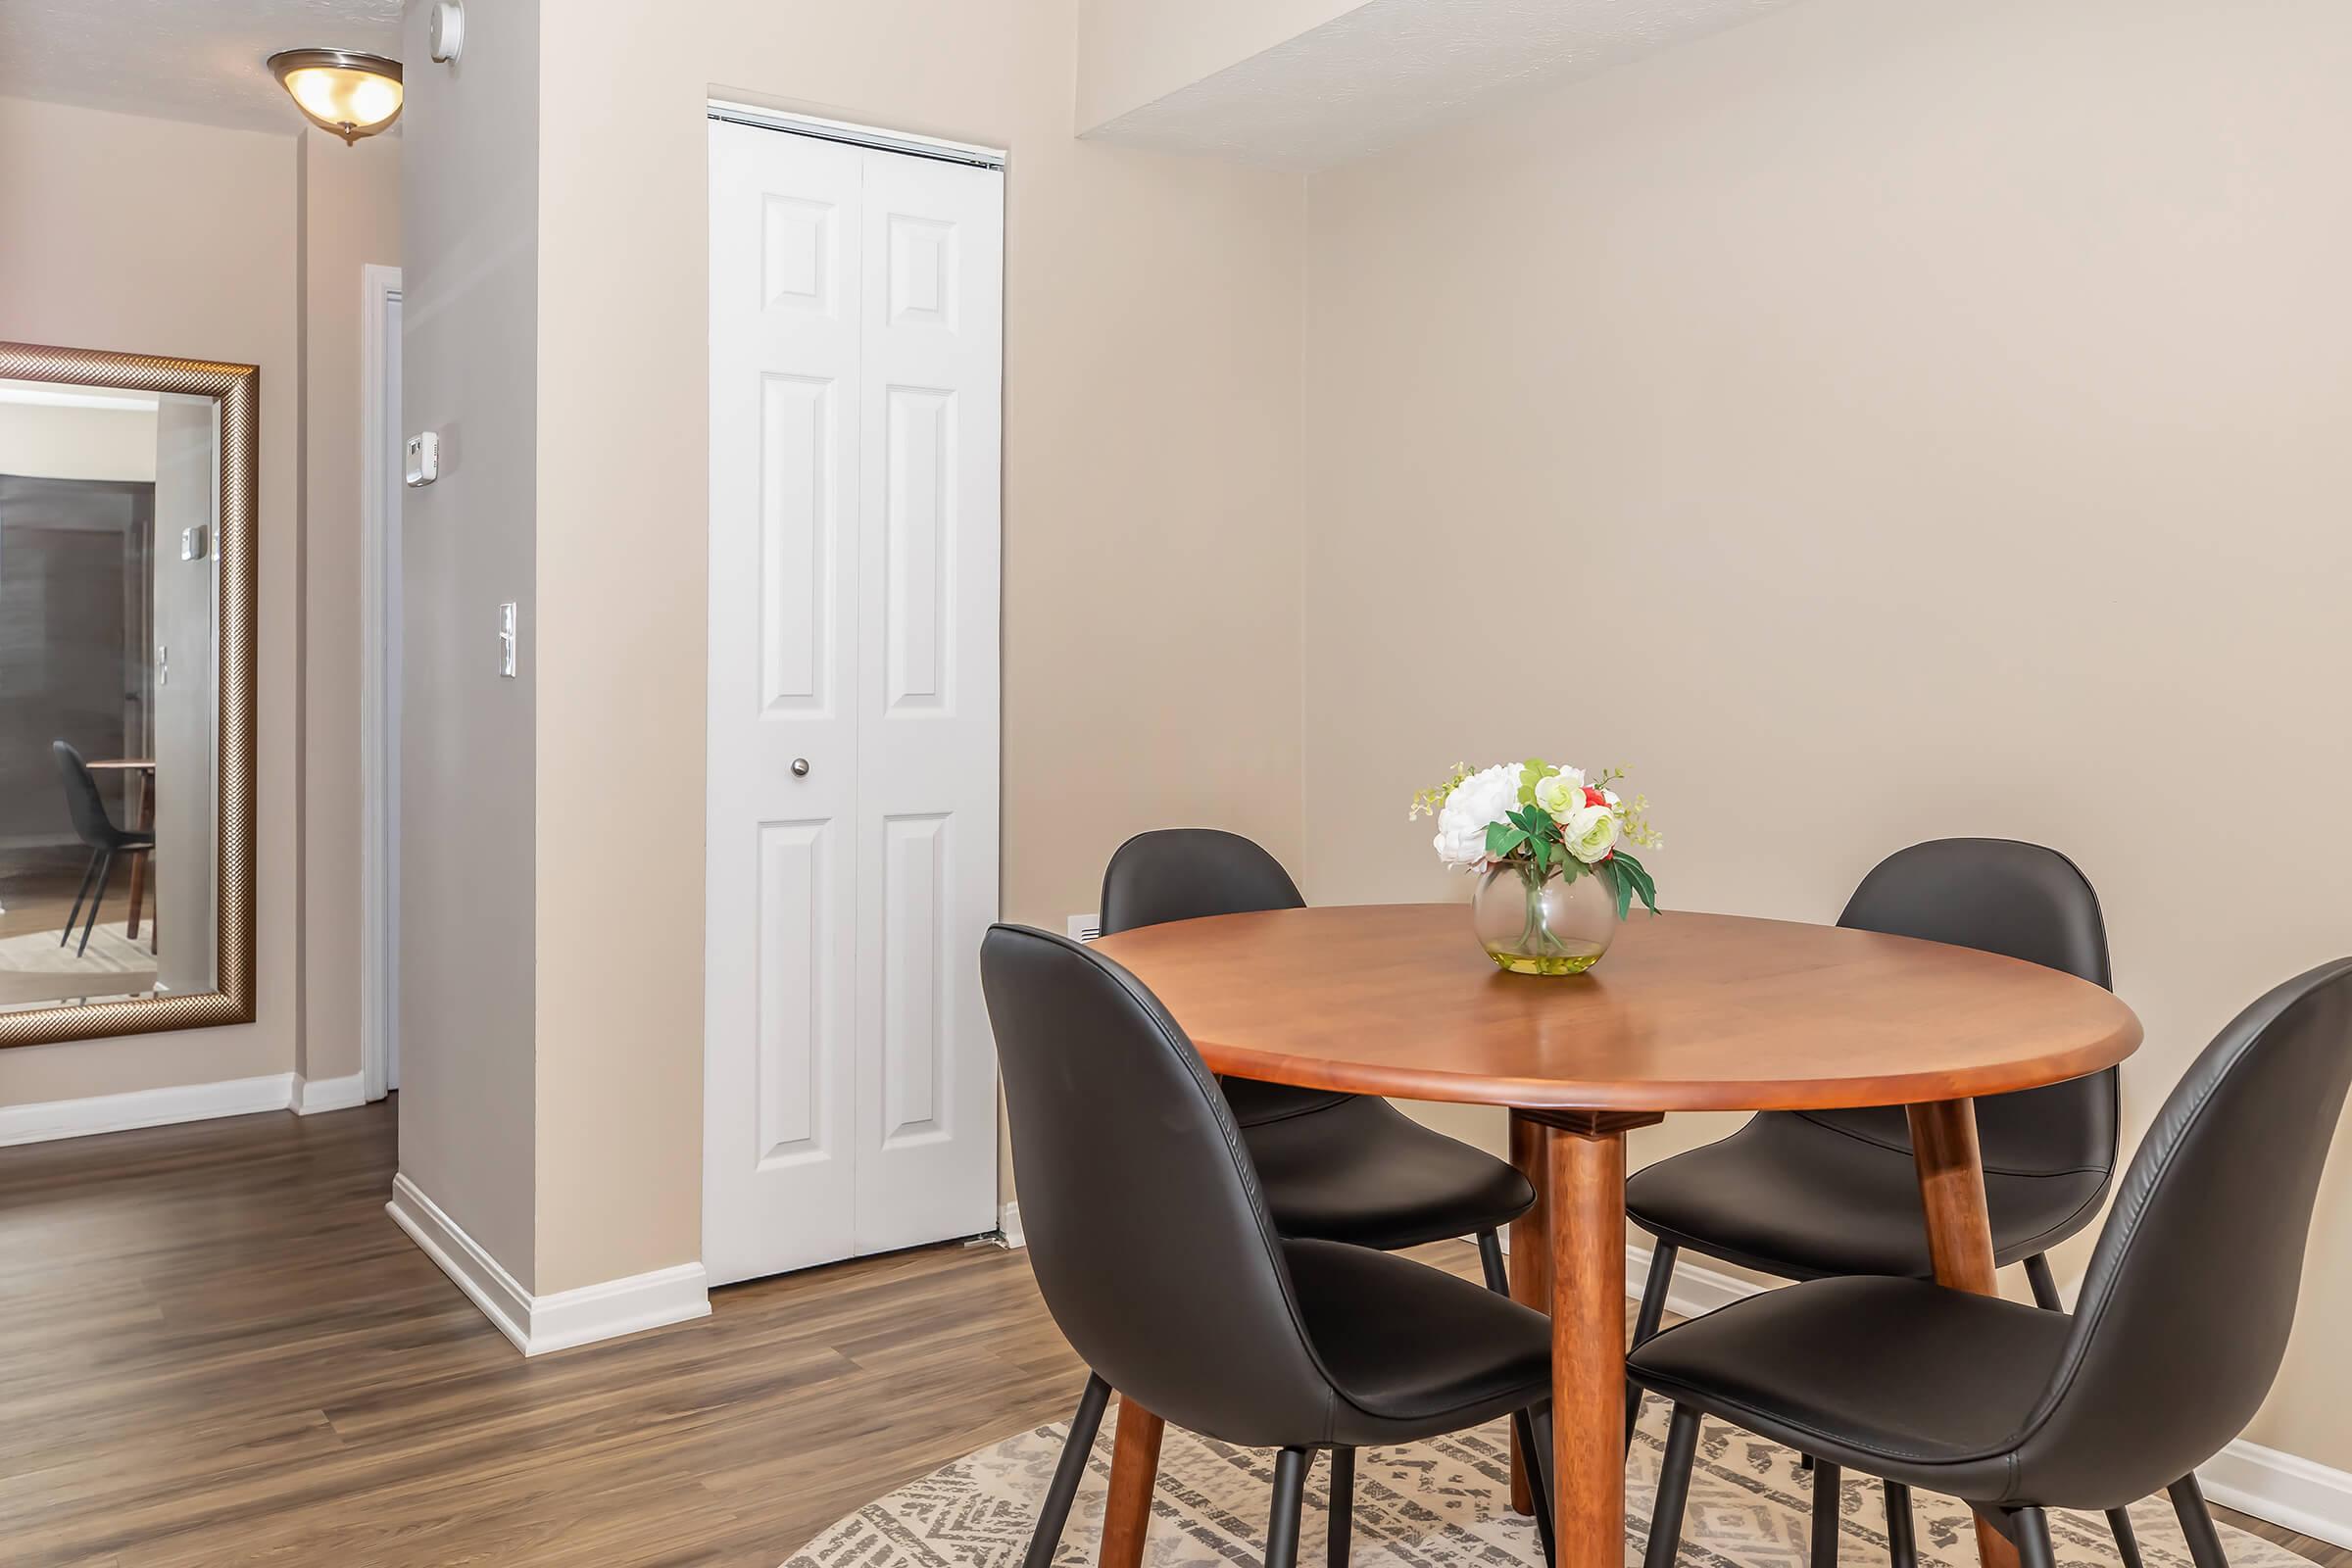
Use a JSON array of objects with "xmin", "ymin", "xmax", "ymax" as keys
[
  {"xmin": 386, "ymin": 1173, "xmax": 710, "ymax": 1356},
  {"xmin": 998, "ymin": 1200, "xmax": 1024, "ymax": 1250},
  {"xmin": 0, "ymin": 1072, "xmax": 296, "ymax": 1147},
  {"xmin": 2201, "ymin": 1440, "xmax": 2352, "ymax": 1551},
  {"xmin": 292, "ymin": 1072, "xmax": 367, "ymax": 1115}
]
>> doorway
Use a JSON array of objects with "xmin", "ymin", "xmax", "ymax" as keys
[
  {"xmin": 703, "ymin": 109, "xmax": 1004, "ymax": 1286},
  {"xmin": 362, "ymin": 264, "xmax": 403, "ymax": 1101}
]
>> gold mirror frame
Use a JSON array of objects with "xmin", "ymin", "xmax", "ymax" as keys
[{"xmin": 0, "ymin": 341, "xmax": 258, "ymax": 1046}]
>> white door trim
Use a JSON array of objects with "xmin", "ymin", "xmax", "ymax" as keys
[
  {"xmin": 705, "ymin": 100, "xmax": 1005, "ymax": 170},
  {"xmin": 360, "ymin": 263, "xmax": 402, "ymax": 1104}
]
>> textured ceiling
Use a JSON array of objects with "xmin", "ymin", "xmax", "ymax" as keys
[
  {"xmin": 0, "ymin": 0, "xmax": 401, "ymax": 135},
  {"xmin": 1085, "ymin": 0, "xmax": 1802, "ymax": 172}
]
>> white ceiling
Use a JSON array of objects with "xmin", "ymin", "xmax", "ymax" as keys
[
  {"xmin": 1085, "ymin": 0, "xmax": 1803, "ymax": 172},
  {"xmin": 0, "ymin": 0, "xmax": 401, "ymax": 136}
]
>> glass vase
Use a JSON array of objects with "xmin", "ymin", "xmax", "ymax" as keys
[{"xmin": 1471, "ymin": 859, "xmax": 1616, "ymax": 976}]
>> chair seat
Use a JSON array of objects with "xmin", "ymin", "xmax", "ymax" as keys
[
  {"xmin": 1283, "ymin": 1238, "xmax": 1552, "ymax": 1445},
  {"xmin": 1625, "ymin": 1112, "xmax": 2109, "ymax": 1280},
  {"xmin": 1628, "ymin": 1274, "xmax": 2072, "ymax": 1498},
  {"xmin": 1243, "ymin": 1093, "xmax": 1534, "ymax": 1250}
]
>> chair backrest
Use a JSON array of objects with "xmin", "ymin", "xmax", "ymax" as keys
[
  {"xmin": 2012, "ymin": 957, "xmax": 2352, "ymax": 1506},
  {"xmin": 1099, "ymin": 829, "xmax": 1344, "ymax": 1122},
  {"xmin": 1800, "ymin": 839, "xmax": 2117, "ymax": 1176},
  {"xmin": 980, "ymin": 923, "xmax": 1338, "ymax": 1445},
  {"xmin": 1100, "ymin": 828, "xmax": 1305, "ymax": 936},
  {"xmin": 51, "ymin": 741, "xmax": 119, "ymax": 849}
]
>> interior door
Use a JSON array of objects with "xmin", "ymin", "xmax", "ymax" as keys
[
  {"xmin": 151, "ymin": 393, "xmax": 217, "ymax": 996},
  {"xmin": 705, "ymin": 118, "xmax": 1003, "ymax": 1286}
]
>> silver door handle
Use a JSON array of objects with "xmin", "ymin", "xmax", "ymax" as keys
[{"xmin": 791, "ymin": 758, "xmax": 810, "ymax": 777}]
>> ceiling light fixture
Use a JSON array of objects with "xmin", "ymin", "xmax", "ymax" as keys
[{"xmin": 268, "ymin": 48, "xmax": 404, "ymax": 144}]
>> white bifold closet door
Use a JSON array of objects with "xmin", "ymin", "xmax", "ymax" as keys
[{"xmin": 705, "ymin": 118, "xmax": 1003, "ymax": 1287}]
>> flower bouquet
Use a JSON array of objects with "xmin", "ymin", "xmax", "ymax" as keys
[{"xmin": 1409, "ymin": 760, "xmax": 1662, "ymax": 975}]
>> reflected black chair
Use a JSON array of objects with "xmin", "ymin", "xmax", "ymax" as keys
[
  {"xmin": 1634, "ymin": 956, "xmax": 2352, "ymax": 1568},
  {"xmin": 53, "ymin": 741, "xmax": 153, "ymax": 958},
  {"xmin": 1623, "ymin": 839, "xmax": 2132, "ymax": 1560},
  {"xmin": 1103, "ymin": 830, "xmax": 1536, "ymax": 1269},
  {"xmin": 982, "ymin": 924, "xmax": 1558, "ymax": 1568}
]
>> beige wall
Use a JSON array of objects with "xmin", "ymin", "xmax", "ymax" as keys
[
  {"xmin": 0, "ymin": 400, "xmax": 158, "ymax": 481},
  {"xmin": 0, "ymin": 97, "xmax": 304, "ymax": 1104},
  {"xmin": 396, "ymin": 0, "xmax": 543, "ymax": 1284},
  {"xmin": 1076, "ymin": 0, "xmax": 1361, "ymax": 131},
  {"xmin": 300, "ymin": 127, "xmax": 403, "ymax": 1085},
  {"xmin": 1299, "ymin": 0, "xmax": 2352, "ymax": 1465},
  {"xmin": 466, "ymin": 0, "xmax": 1308, "ymax": 1294},
  {"xmin": 0, "ymin": 98, "xmax": 395, "ymax": 1110}
]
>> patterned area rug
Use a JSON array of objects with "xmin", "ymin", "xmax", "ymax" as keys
[{"xmin": 785, "ymin": 1398, "xmax": 2306, "ymax": 1568}]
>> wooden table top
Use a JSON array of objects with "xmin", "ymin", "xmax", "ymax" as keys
[{"xmin": 1092, "ymin": 904, "xmax": 2141, "ymax": 1112}]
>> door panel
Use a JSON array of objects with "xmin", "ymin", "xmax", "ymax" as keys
[
  {"xmin": 852, "ymin": 146, "xmax": 1003, "ymax": 1256},
  {"xmin": 707, "ymin": 119, "xmax": 1002, "ymax": 1284},
  {"xmin": 707, "ymin": 123, "xmax": 865, "ymax": 1285}
]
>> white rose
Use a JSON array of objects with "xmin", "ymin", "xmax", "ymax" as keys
[
  {"xmin": 1562, "ymin": 802, "xmax": 1621, "ymax": 864},
  {"xmin": 1532, "ymin": 771, "xmax": 1583, "ymax": 822},
  {"xmin": 1432, "ymin": 762, "xmax": 1524, "ymax": 870}
]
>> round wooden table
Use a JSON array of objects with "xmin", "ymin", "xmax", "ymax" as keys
[{"xmin": 1091, "ymin": 905, "xmax": 2142, "ymax": 1568}]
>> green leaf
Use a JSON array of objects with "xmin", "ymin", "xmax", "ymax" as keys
[
  {"xmin": 1613, "ymin": 852, "xmax": 1660, "ymax": 915},
  {"xmin": 1599, "ymin": 857, "xmax": 1633, "ymax": 920},
  {"xmin": 1484, "ymin": 821, "xmax": 1514, "ymax": 858}
]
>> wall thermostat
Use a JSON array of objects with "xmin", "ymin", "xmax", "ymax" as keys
[
  {"xmin": 429, "ymin": 2, "xmax": 466, "ymax": 63},
  {"xmin": 405, "ymin": 430, "xmax": 440, "ymax": 488}
]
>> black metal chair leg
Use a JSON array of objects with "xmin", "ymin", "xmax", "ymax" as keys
[
  {"xmin": 1266, "ymin": 1447, "xmax": 1310, "ymax": 1568},
  {"xmin": 2024, "ymin": 1252, "xmax": 2064, "ymax": 1311},
  {"xmin": 2170, "ymin": 1476, "xmax": 2231, "ymax": 1568},
  {"xmin": 1328, "ymin": 1446, "xmax": 1355, "ymax": 1568},
  {"xmin": 61, "ymin": 850, "xmax": 102, "ymax": 947},
  {"xmin": 76, "ymin": 851, "xmax": 113, "ymax": 956},
  {"xmin": 1642, "ymin": 1404, "xmax": 1702, "ymax": 1568},
  {"xmin": 1810, "ymin": 1458, "xmax": 1843, "ymax": 1568},
  {"xmin": 2107, "ymin": 1506, "xmax": 2147, "ymax": 1568},
  {"xmin": 1021, "ymin": 1374, "xmax": 1112, "ymax": 1568},
  {"xmin": 1477, "ymin": 1228, "xmax": 1508, "ymax": 1294},
  {"xmin": 1884, "ymin": 1481, "xmax": 1916, "ymax": 1568},
  {"xmin": 2014, "ymin": 1507, "xmax": 2057, "ymax": 1568},
  {"xmin": 1626, "ymin": 1243, "xmax": 1679, "ymax": 1452},
  {"xmin": 1510, "ymin": 1403, "xmax": 1556, "ymax": 1567}
]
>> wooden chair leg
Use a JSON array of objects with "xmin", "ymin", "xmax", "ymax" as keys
[
  {"xmin": 1811, "ymin": 1458, "xmax": 1844, "ymax": 1568},
  {"xmin": 1328, "ymin": 1446, "xmax": 1355, "ymax": 1568},
  {"xmin": 1642, "ymin": 1404, "xmax": 1701, "ymax": 1568},
  {"xmin": 2170, "ymin": 1476, "xmax": 2231, "ymax": 1568},
  {"xmin": 1023, "ymin": 1374, "xmax": 1110, "ymax": 1568},
  {"xmin": 1265, "ymin": 1447, "xmax": 1309, "ymax": 1568},
  {"xmin": 1099, "ymin": 1398, "xmax": 1164, "ymax": 1568}
]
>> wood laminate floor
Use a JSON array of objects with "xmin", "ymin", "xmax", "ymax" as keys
[{"xmin": 0, "ymin": 1100, "xmax": 2336, "ymax": 1568}]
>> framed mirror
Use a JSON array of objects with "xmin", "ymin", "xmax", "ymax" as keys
[{"xmin": 0, "ymin": 342, "xmax": 256, "ymax": 1046}]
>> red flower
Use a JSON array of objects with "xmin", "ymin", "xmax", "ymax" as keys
[{"xmin": 1583, "ymin": 786, "xmax": 1609, "ymax": 808}]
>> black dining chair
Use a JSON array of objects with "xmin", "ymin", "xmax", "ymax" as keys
[
  {"xmin": 982, "ymin": 923, "xmax": 1559, "ymax": 1568},
  {"xmin": 1633, "ymin": 956, "xmax": 2352, "ymax": 1568},
  {"xmin": 53, "ymin": 741, "xmax": 154, "ymax": 958},
  {"xmin": 1622, "ymin": 839, "xmax": 2134, "ymax": 1560},
  {"xmin": 1102, "ymin": 830, "xmax": 1536, "ymax": 1271}
]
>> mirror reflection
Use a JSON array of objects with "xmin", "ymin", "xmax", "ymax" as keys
[{"xmin": 0, "ymin": 376, "xmax": 219, "ymax": 1010}]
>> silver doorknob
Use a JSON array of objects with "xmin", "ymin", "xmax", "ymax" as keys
[{"xmin": 791, "ymin": 758, "xmax": 810, "ymax": 777}]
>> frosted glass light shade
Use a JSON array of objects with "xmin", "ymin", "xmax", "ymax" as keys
[{"xmin": 268, "ymin": 49, "xmax": 403, "ymax": 144}]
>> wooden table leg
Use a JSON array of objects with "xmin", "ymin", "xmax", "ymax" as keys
[
  {"xmin": 1507, "ymin": 1110, "xmax": 1553, "ymax": 1516},
  {"xmin": 1532, "ymin": 1109, "xmax": 1659, "ymax": 1568},
  {"xmin": 1907, "ymin": 1099, "xmax": 2020, "ymax": 1568},
  {"xmin": 1099, "ymin": 1394, "xmax": 1164, "ymax": 1568},
  {"xmin": 124, "ymin": 773, "xmax": 151, "ymax": 939}
]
